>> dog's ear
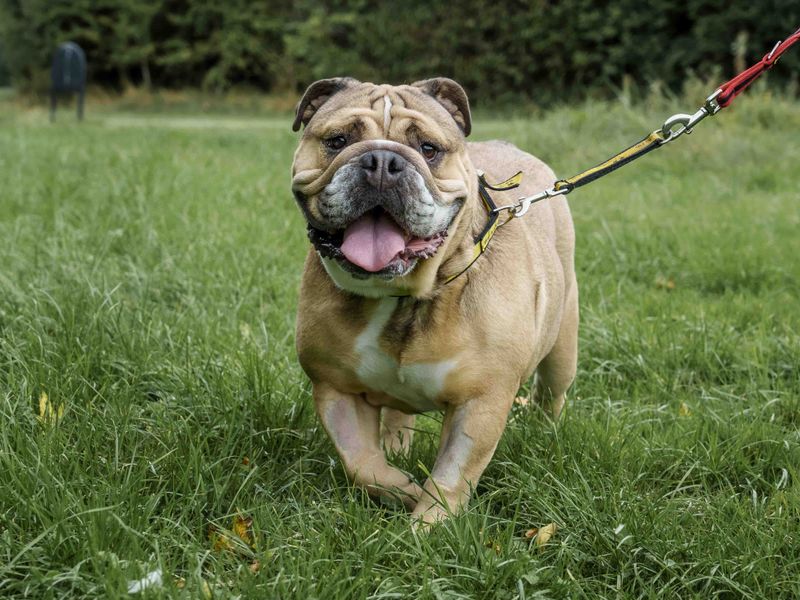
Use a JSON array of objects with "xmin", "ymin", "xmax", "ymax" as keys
[
  {"xmin": 292, "ymin": 77, "xmax": 360, "ymax": 132},
  {"xmin": 412, "ymin": 78, "xmax": 472, "ymax": 136}
]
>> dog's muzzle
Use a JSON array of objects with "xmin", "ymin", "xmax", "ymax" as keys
[{"xmin": 294, "ymin": 142, "xmax": 460, "ymax": 278}]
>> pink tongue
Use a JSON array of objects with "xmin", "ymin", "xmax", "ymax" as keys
[{"xmin": 341, "ymin": 211, "xmax": 406, "ymax": 272}]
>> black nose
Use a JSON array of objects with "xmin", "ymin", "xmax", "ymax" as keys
[{"xmin": 359, "ymin": 150, "xmax": 407, "ymax": 191}]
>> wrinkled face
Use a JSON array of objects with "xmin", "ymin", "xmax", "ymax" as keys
[{"xmin": 291, "ymin": 79, "xmax": 474, "ymax": 291}]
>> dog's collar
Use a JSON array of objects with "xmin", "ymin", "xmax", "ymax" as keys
[{"xmin": 441, "ymin": 170, "xmax": 523, "ymax": 285}]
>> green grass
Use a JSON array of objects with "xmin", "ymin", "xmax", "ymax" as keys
[{"xmin": 1, "ymin": 91, "xmax": 799, "ymax": 599}]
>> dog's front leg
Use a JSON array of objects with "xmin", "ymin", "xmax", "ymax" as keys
[
  {"xmin": 412, "ymin": 393, "xmax": 514, "ymax": 526},
  {"xmin": 314, "ymin": 383, "xmax": 423, "ymax": 510}
]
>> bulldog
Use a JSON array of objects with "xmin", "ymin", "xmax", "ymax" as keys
[{"xmin": 291, "ymin": 77, "xmax": 578, "ymax": 526}]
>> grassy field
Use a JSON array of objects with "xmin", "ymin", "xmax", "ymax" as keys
[{"xmin": 1, "ymin": 91, "xmax": 799, "ymax": 599}]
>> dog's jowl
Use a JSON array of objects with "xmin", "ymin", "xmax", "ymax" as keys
[{"xmin": 291, "ymin": 77, "xmax": 578, "ymax": 526}]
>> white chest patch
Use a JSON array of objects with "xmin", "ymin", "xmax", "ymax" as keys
[{"xmin": 355, "ymin": 298, "xmax": 456, "ymax": 412}]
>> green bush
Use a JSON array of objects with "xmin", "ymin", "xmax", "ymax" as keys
[{"xmin": 1, "ymin": 0, "xmax": 799, "ymax": 105}]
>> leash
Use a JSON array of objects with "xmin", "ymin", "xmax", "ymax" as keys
[{"xmin": 446, "ymin": 26, "xmax": 800, "ymax": 285}]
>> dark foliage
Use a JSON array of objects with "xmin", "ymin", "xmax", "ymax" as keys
[{"xmin": 1, "ymin": 0, "xmax": 798, "ymax": 104}]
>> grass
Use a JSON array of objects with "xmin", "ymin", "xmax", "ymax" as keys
[{"xmin": 1, "ymin": 89, "xmax": 799, "ymax": 599}]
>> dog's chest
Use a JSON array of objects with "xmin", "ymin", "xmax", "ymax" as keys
[{"xmin": 354, "ymin": 298, "xmax": 456, "ymax": 412}]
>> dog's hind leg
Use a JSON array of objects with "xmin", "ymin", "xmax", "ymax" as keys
[
  {"xmin": 381, "ymin": 408, "xmax": 415, "ymax": 456},
  {"xmin": 533, "ymin": 279, "xmax": 578, "ymax": 419}
]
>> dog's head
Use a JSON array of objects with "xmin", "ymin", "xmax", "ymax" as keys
[{"xmin": 290, "ymin": 78, "xmax": 475, "ymax": 297}]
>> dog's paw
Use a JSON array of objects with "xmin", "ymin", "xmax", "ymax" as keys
[{"xmin": 410, "ymin": 503, "xmax": 450, "ymax": 532}]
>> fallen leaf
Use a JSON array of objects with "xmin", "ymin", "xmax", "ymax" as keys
[
  {"xmin": 679, "ymin": 402, "xmax": 691, "ymax": 417},
  {"xmin": 209, "ymin": 513, "xmax": 255, "ymax": 554},
  {"xmin": 37, "ymin": 391, "xmax": 63, "ymax": 426},
  {"xmin": 233, "ymin": 514, "xmax": 254, "ymax": 547},
  {"xmin": 242, "ymin": 456, "xmax": 250, "ymax": 466},
  {"xmin": 201, "ymin": 579, "xmax": 213, "ymax": 599},
  {"xmin": 249, "ymin": 560, "xmax": 261, "ymax": 574},
  {"xmin": 655, "ymin": 275, "xmax": 676, "ymax": 290},
  {"xmin": 174, "ymin": 576, "xmax": 186, "ymax": 589},
  {"xmin": 534, "ymin": 523, "xmax": 557, "ymax": 550},
  {"xmin": 514, "ymin": 396, "xmax": 530, "ymax": 407},
  {"xmin": 524, "ymin": 527, "xmax": 538, "ymax": 539},
  {"xmin": 484, "ymin": 539, "xmax": 501, "ymax": 555},
  {"xmin": 209, "ymin": 526, "xmax": 232, "ymax": 553}
]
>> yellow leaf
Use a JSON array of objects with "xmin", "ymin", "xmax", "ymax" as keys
[
  {"xmin": 534, "ymin": 523, "xmax": 557, "ymax": 549},
  {"xmin": 679, "ymin": 402, "xmax": 691, "ymax": 417},
  {"xmin": 233, "ymin": 514, "xmax": 254, "ymax": 547},
  {"xmin": 209, "ymin": 525, "xmax": 237, "ymax": 553},
  {"xmin": 37, "ymin": 391, "xmax": 63, "ymax": 426},
  {"xmin": 201, "ymin": 579, "xmax": 213, "ymax": 599},
  {"xmin": 524, "ymin": 527, "xmax": 538, "ymax": 539},
  {"xmin": 655, "ymin": 275, "xmax": 676, "ymax": 290},
  {"xmin": 209, "ymin": 513, "xmax": 255, "ymax": 554}
]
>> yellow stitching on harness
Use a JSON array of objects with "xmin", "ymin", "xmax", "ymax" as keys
[
  {"xmin": 479, "ymin": 218, "xmax": 500, "ymax": 252},
  {"xmin": 466, "ymin": 210, "xmax": 513, "ymax": 272},
  {"xmin": 481, "ymin": 170, "xmax": 523, "ymax": 191},
  {"xmin": 478, "ymin": 171, "xmax": 522, "ymax": 192},
  {"xmin": 445, "ymin": 216, "xmax": 502, "ymax": 283},
  {"xmin": 444, "ymin": 174, "xmax": 520, "ymax": 284}
]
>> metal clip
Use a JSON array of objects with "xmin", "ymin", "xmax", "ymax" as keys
[
  {"xmin": 510, "ymin": 191, "xmax": 547, "ymax": 217},
  {"xmin": 659, "ymin": 108, "xmax": 707, "ymax": 142},
  {"xmin": 493, "ymin": 186, "xmax": 569, "ymax": 218},
  {"xmin": 704, "ymin": 88, "xmax": 722, "ymax": 115},
  {"xmin": 659, "ymin": 88, "xmax": 723, "ymax": 145}
]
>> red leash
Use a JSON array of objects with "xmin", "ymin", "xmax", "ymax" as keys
[{"xmin": 717, "ymin": 26, "xmax": 800, "ymax": 108}]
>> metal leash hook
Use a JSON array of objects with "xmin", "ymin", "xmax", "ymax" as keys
[
  {"xmin": 659, "ymin": 89, "xmax": 723, "ymax": 144},
  {"xmin": 513, "ymin": 187, "xmax": 570, "ymax": 217},
  {"xmin": 492, "ymin": 186, "xmax": 569, "ymax": 219}
]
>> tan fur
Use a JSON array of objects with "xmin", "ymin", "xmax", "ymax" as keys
[{"xmin": 292, "ymin": 80, "xmax": 578, "ymax": 526}]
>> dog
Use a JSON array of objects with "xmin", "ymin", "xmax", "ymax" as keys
[{"xmin": 290, "ymin": 77, "xmax": 578, "ymax": 526}]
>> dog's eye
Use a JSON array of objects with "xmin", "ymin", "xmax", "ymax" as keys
[
  {"xmin": 324, "ymin": 135, "xmax": 347, "ymax": 151},
  {"xmin": 420, "ymin": 142, "xmax": 438, "ymax": 161}
]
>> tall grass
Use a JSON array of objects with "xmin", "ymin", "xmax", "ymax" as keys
[{"xmin": 1, "ymin": 92, "xmax": 798, "ymax": 598}]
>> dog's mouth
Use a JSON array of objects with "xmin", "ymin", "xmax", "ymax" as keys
[{"xmin": 308, "ymin": 207, "xmax": 447, "ymax": 276}]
